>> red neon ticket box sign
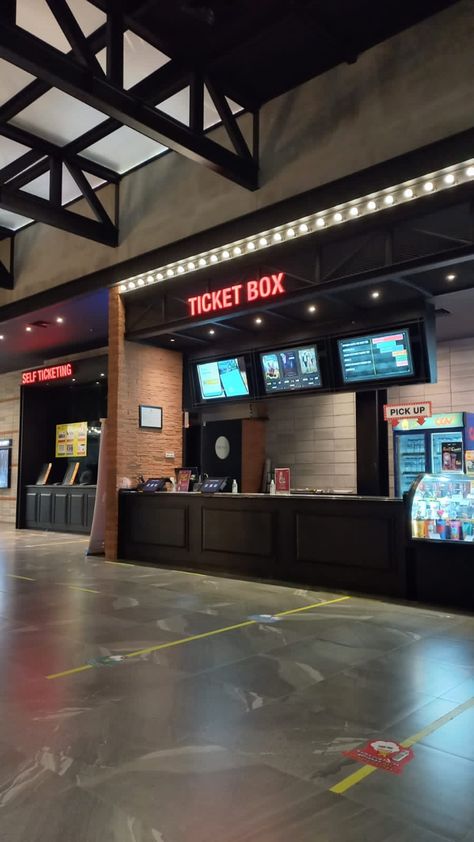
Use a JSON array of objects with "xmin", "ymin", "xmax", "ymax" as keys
[{"xmin": 187, "ymin": 272, "xmax": 286, "ymax": 317}]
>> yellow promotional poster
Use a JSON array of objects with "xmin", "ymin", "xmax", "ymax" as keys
[
  {"xmin": 466, "ymin": 450, "xmax": 474, "ymax": 477},
  {"xmin": 55, "ymin": 421, "xmax": 88, "ymax": 458}
]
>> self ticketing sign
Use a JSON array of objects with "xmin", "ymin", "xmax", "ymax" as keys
[
  {"xmin": 384, "ymin": 401, "xmax": 432, "ymax": 427},
  {"xmin": 187, "ymin": 272, "xmax": 286, "ymax": 317}
]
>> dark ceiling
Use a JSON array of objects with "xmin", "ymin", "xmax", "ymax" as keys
[{"xmin": 0, "ymin": 0, "xmax": 458, "ymax": 266}]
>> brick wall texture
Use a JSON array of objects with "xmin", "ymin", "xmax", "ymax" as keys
[
  {"xmin": 105, "ymin": 287, "xmax": 183, "ymax": 558},
  {"xmin": 0, "ymin": 369, "xmax": 21, "ymax": 524}
]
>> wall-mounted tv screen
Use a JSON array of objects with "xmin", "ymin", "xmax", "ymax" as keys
[
  {"xmin": 338, "ymin": 329, "xmax": 414, "ymax": 384},
  {"xmin": 260, "ymin": 345, "xmax": 322, "ymax": 393},
  {"xmin": 196, "ymin": 356, "xmax": 250, "ymax": 400}
]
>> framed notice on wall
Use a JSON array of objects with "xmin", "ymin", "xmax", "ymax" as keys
[
  {"xmin": 56, "ymin": 421, "xmax": 88, "ymax": 458},
  {"xmin": 139, "ymin": 405, "xmax": 163, "ymax": 429}
]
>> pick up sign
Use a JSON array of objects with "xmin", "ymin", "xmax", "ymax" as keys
[{"xmin": 384, "ymin": 401, "xmax": 432, "ymax": 427}]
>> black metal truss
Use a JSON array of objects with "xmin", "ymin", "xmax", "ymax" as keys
[{"xmin": 0, "ymin": 15, "xmax": 259, "ymax": 191}]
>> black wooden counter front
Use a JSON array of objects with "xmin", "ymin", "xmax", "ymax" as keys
[
  {"xmin": 118, "ymin": 492, "xmax": 407, "ymax": 598},
  {"xmin": 25, "ymin": 485, "xmax": 96, "ymax": 533}
]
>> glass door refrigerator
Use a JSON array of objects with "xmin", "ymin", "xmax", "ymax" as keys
[{"xmin": 393, "ymin": 412, "xmax": 474, "ymax": 496}]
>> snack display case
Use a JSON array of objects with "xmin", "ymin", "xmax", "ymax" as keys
[
  {"xmin": 408, "ymin": 473, "xmax": 474, "ymax": 542},
  {"xmin": 407, "ymin": 472, "xmax": 474, "ymax": 610}
]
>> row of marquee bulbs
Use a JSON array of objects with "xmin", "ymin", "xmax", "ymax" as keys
[{"xmin": 119, "ymin": 162, "xmax": 474, "ymax": 294}]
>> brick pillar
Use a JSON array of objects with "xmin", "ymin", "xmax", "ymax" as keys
[{"xmin": 105, "ymin": 286, "xmax": 125, "ymax": 559}]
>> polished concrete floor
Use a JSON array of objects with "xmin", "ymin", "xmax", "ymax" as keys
[{"xmin": 0, "ymin": 527, "xmax": 472, "ymax": 841}]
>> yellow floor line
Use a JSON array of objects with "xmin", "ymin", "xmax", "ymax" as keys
[
  {"xmin": 46, "ymin": 593, "xmax": 350, "ymax": 680},
  {"xmin": 104, "ymin": 561, "xmax": 135, "ymax": 567},
  {"xmin": 7, "ymin": 573, "xmax": 36, "ymax": 581},
  {"xmin": 68, "ymin": 585, "xmax": 101, "ymax": 594},
  {"xmin": 330, "ymin": 695, "xmax": 474, "ymax": 795},
  {"xmin": 276, "ymin": 595, "xmax": 351, "ymax": 617}
]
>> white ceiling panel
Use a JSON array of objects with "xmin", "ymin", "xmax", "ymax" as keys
[
  {"xmin": 96, "ymin": 30, "xmax": 170, "ymax": 91},
  {"xmin": 0, "ymin": 60, "xmax": 35, "ymax": 106},
  {"xmin": 157, "ymin": 89, "xmax": 190, "ymax": 126},
  {"xmin": 20, "ymin": 165, "xmax": 101, "ymax": 205},
  {"xmin": 0, "ymin": 209, "xmax": 32, "ymax": 229},
  {"xmin": 82, "ymin": 125, "xmax": 166, "ymax": 173},
  {"xmin": 0, "ymin": 136, "xmax": 31, "ymax": 169},
  {"xmin": 11, "ymin": 89, "xmax": 107, "ymax": 145},
  {"xmin": 17, "ymin": 0, "xmax": 71, "ymax": 52},
  {"xmin": 66, "ymin": 0, "xmax": 106, "ymax": 36}
]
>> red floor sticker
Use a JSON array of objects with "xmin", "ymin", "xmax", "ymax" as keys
[{"xmin": 344, "ymin": 740, "xmax": 414, "ymax": 774}]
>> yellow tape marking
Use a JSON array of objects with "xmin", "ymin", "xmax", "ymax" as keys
[
  {"xmin": 46, "ymin": 593, "xmax": 351, "ymax": 679},
  {"xmin": 276, "ymin": 595, "xmax": 351, "ymax": 617},
  {"xmin": 7, "ymin": 574, "xmax": 35, "ymax": 581},
  {"xmin": 68, "ymin": 585, "xmax": 101, "ymax": 594},
  {"xmin": 330, "ymin": 695, "xmax": 474, "ymax": 795},
  {"xmin": 105, "ymin": 561, "xmax": 135, "ymax": 567}
]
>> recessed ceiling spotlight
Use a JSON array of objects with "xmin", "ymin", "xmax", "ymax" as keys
[
  {"xmin": 446, "ymin": 272, "xmax": 457, "ymax": 281},
  {"xmin": 209, "ymin": 328, "xmax": 215, "ymax": 335},
  {"xmin": 72, "ymin": 377, "xmax": 76, "ymax": 382},
  {"xmin": 371, "ymin": 290, "xmax": 380, "ymax": 299},
  {"xmin": 349, "ymin": 206, "xmax": 359, "ymax": 216},
  {"xmin": 210, "ymin": 254, "xmax": 218, "ymax": 263},
  {"xmin": 367, "ymin": 200, "xmax": 377, "ymax": 210},
  {"xmin": 119, "ymin": 284, "xmax": 127, "ymax": 292},
  {"xmin": 287, "ymin": 227, "xmax": 295, "ymax": 237},
  {"xmin": 100, "ymin": 372, "xmax": 105, "ymax": 377},
  {"xmin": 273, "ymin": 232, "xmax": 282, "ymax": 242},
  {"xmin": 233, "ymin": 246, "xmax": 242, "ymax": 255},
  {"xmin": 187, "ymin": 262, "xmax": 195, "ymax": 271},
  {"xmin": 316, "ymin": 217, "xmax": 325, "ymax": 227},
  {"xmin": 170, "ymin": 338, "xmax": 176, "ymax": 342},
  {"xmin": 403, "ymin": 187, "xmax": 414, "ymax": 198},
  {"xmin": 299, "ymin": 223, "xmax": 308, "ymax": 233},
  {"xmin": 137, "ymin": 278, "xmax": 145, "ymax": 286},
  {"xmin": 255, "ymin": 317, "xmax": 263, "ymax": 325},
  {"xmin": 423, "ymin": 180, "xmax": 434, "ymax": 192},
  {"xmin": 25, "ymin": 326, "xmax": 32, "ymax": 332},
  {"xmin": 334, "ymin": 212, "xmax": 343, "ymax": 222},
  {"xmin": 177, "ymin": 265, "xmax": 185, "ymax": 273},
  {"xmin": 308, "ymin": 304, "xmax": 317, "ymax": 313},
  {"xmin": 259, "ymin": 237, "xmax": 268, "ymax": 246},
  {"xmin": 466, "ymin": 166, "xmax": 474, "ymax": 177},
  {"xmin": 198, "ymin": 258, "xmax": 206, "ymax": 267},
  {"xmin": 56, "ymin": 316, "xmax": 64, "ymax": 323},
  {"xmin": 444, "ymin": 173, "xmax": 455, "ymax": 185},
  {"xmin": 0, "ymin": 335, "xmax": 4, "ymax": 340},
  {"xmin": 384, "ymin": 194, "xmax": 394, "ymax": 205},
  {"xmin": 247, "ymin": 241, "xmax": 255, "ymax": 250},
  {"xmin": 222, "ymin": 250, "xmax": 230, "ymax": 259}
]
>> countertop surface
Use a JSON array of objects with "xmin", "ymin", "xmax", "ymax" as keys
[{"xmin": 120, "ymin": 490, "xmax": 400, "ymax": 503}]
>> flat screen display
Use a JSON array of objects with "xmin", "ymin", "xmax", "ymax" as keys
[
  {"xmin": 196, "ymin": 357, "xmax": 249, "ymax": 400},
  {"xmin": 338, "ymin": 329, "xmax": 414, "ymax": 384},
  {"xmin": 0, "ymin": 448, "xmax": 10, "ymax": 489},
  {"xmin": 260, "ymin": 345, "xmax": 322, "ymax": 393}
]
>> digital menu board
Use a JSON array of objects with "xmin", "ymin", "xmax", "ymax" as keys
[
  {"xmin": 260, "ymin": 345, "xmax": 322, "ymax": 393},
  {"xmin": 196, "ymin": 356, "xmax": 250, "ymax": 400},
  {"xmin": 338, "ymin": 329, "xmax": 414, "ymax": 384}
]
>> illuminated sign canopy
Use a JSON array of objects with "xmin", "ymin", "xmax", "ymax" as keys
[
  {"xmin": 22, "ymin": 363, "xmax": 74, "ymax": 385},
  {"xmin": 187, "ymin": 272, "xmax": 285, "ymax": 317}
]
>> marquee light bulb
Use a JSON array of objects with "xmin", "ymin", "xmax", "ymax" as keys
[
  {"xmin": 444, "ymin": 173, "xmax": 455, "ymax": 185},
  {"xmin": 299, "ymin": 223, "xmax": 308, "ymax": 233},
  {"xmin": 286, "ymin": 228, "xmax": 295, "ymax": 237},
  {"xmin": 466, "ymin": 166, "xmax": 474, "ymax": 177},
  {"xmin": 233, "ymin": 246, "xmax": 242, "ymax": 255},
  {"xmin": 177, "ymin": 265, "xmax": 185, "ymax": 273},
  {"xmin": 188, "ymin": 262, "xmax": 195, "ymax": 271},
  {"xmin": 259, "ymin": 237, "xmax": 268, "ymax": 246},
  {"xmin": 273, "ymin": 232, "xmax": 282, "ymax": 242},
  {"xmin": 247, "ymin": 241, "xmax": 255, "ymax": 250},
  {"xmin": 403, "ymin": 187, "xmax": 413, "ymax": 198},
  {"xmin": 349, "ymin": 206, "xmax": 359, "ymax": 216},
  {"xmin": 198, "ymin": 258, "xmax": 206, "ymax": 267},
  {"xmin": 384, "ymin": 194, "xmax": 394, "ymax": 205},
  {"xmin": 119, "ymin": 284, "xmax": 127, "ymax": 292},
  {"xmin": 316, "ymin": 217, "xmax": 325, "ymax": 227},
  {"xmin": 334, "ymin": 212, "xmax": 343, "ymax": 222},
  {"xmin": 138, "ymin": 278, "xmax": 145, "ymax": 286},
  {"xmin": 367, "ymin": 200, "xmax": 377, "ymax": 210},
  {"xmin": 222, "ymin": 250, "xmax": 230, "ymax": 259},
  {"xmin": 167, "ymin": 269, "xmax": 174, "ymax": 277},
  {"xmin": 156, "ymin": 273, "xmax": 163, "ymax": 281},
  {"xmin": 423, "ymin": 181, "xmax": 434, "ymax": 192},
  {"xmin": 210, "ymin": 254, "xmax": 218, "ymax": 263}
]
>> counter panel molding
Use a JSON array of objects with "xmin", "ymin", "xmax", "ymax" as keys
[{"xmin": 24, "ymin": 485, "xmax": 96, "ymax": 534}]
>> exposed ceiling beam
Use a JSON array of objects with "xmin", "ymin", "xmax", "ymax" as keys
[
  {"xmin": 0, "ymin": 185, "xmax": 118, "ymax": 246},
  {"xmin": 0, "ymin": 23, "xmax": 257, "ymax": 190}
]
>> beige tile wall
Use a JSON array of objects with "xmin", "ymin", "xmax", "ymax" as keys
[
  {"xmin": 0, "ymin": 370, "xmax": 21, "ymax": 524},
  {"xmin": 388, "ymin": 337, "xmax": 474, "ymax": 493},
  {"xmin": 265, "ymin": 391, "xmax": 357, "ymax": 490}
]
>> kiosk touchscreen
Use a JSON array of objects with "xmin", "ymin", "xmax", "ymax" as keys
[
  {"xmin": 200, "ymin": 477, "xmax": 229, "ymax": 493},
  {"xmin": 141, "ymin": 478, "xmax": 169, "ymax": 493}
]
